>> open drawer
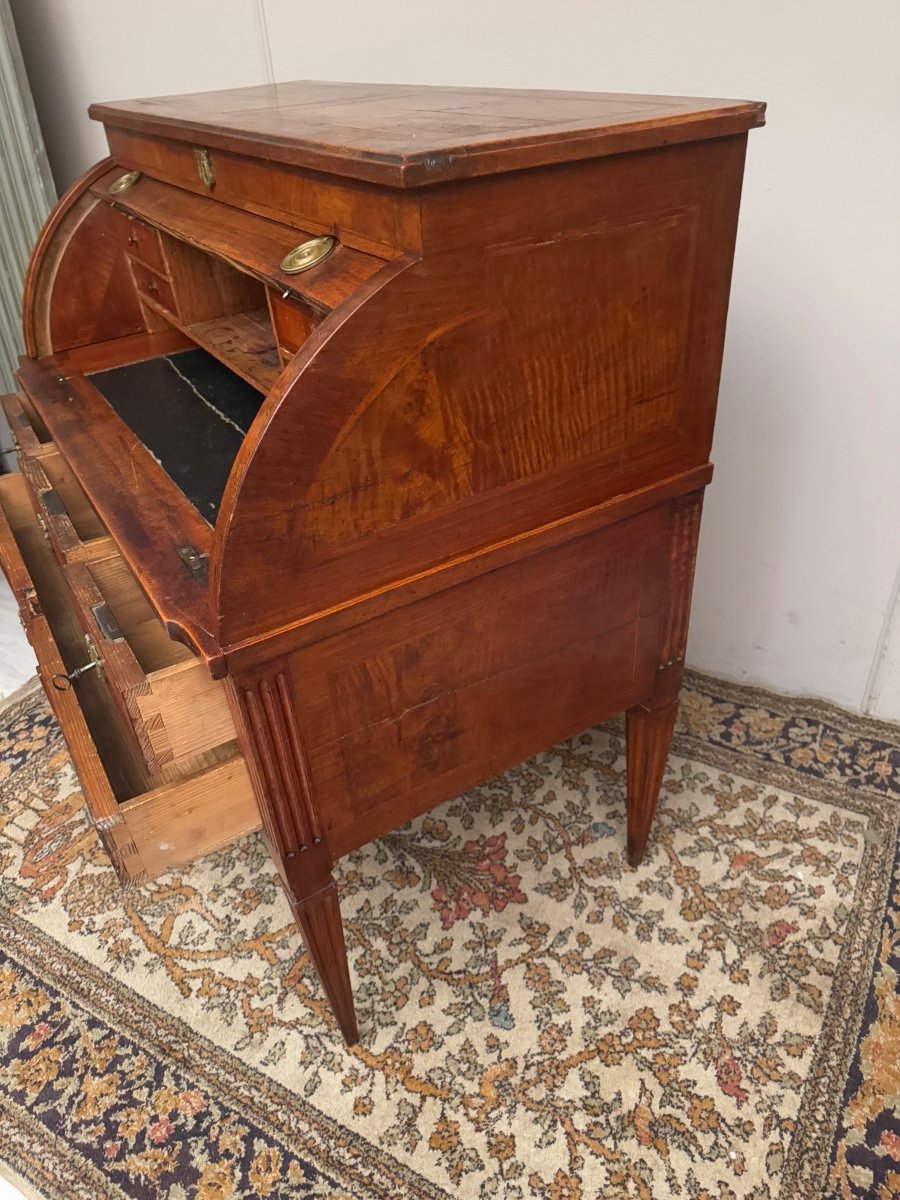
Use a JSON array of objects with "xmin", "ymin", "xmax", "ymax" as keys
[
  {"xmin": 0, "ymin": 472, "xmax": 260, "ymax": 884},
  {"xmin": 19, "ymin": 443, "xmax": 114, "ymax": 564},
  {"xmin": 61, "ymin": 546, "xmax": 237, "ymax": 775},
  {"xmin": 1, "ymin": 390, "xmax": 51, "ymax": 460},
  {"xmin": 3, "ymin": 390, "xmax": 235, "ymax": 774},
  {"xmin": 2, "ymin": 391, "xmax": 113, "ymax": 564}
]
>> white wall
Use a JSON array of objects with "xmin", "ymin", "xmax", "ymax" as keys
[
  {"xmin": 10, "ymin": 0, "xmax": 900, "ymax": 719},
  {"xmin": 8, "ymin": 0, "xmax": 273, "ymax": 191}
]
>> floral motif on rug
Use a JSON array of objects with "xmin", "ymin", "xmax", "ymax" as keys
[{"xmin": 0, "ymin": 673, "xmax": 898, "ymax": 1200}]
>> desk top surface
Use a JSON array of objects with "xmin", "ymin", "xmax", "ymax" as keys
[{"xmin": 91, "ymin": 80, "xmax": 765, "ymax": 188}]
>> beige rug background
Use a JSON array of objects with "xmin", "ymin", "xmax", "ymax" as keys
[{"xmin": 1, "ymin": 672, "xmax": 898, "ymax": 1199}]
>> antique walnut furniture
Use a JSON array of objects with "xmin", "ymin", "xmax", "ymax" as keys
[{"xmin": 0, "ymin": 81, "xmax": 765, "ymax": 1044}]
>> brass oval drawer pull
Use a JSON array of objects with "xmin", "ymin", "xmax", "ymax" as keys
[
  {"xmin": 108, "ymin": 170, "xmax": 141, "ymax": 195},
  {"xmin": 281, "ymin": 236, "xmax": 335, "ymax": 274}
]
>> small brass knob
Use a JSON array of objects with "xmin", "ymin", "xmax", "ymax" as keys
[
  {"xmin": 108, "ymin": 170, "xmax": 141, "ymax": 195},
  {"xmin": 280, "ymin": 236, "xmax": 336, "ymax": 274}
]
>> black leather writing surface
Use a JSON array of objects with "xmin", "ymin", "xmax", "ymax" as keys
[{"xmin": 89, "ymin": 349, "xmax": 263, "ymax": 524}]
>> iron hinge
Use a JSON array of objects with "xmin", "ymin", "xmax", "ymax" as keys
[{"xmin": 176, "ymin": 543, "xmax": 209, "ymax": 584}]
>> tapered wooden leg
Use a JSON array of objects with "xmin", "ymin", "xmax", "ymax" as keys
[
  {"xmin": 287, "ymin": 872, "xmax": 359, "ymax": 1045},
  {"xmin": 625, "ymin": 698, "xmax": 678, "ymax": 867},
  {"xmin": 625, "ymin": 491, "xmax": 702, "ymax": 866},
  {"xmin": 227, "ymin": 670, "xmax": 359, "ymax": 1045}
]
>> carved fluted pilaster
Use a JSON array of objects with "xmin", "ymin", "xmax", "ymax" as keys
[
  {"xmin": 239, "ymin": 672, "xmax": 322, "ymax": 860},
  {"xmin": 659, "ymin": 491, "xmax": 703, "ymax": 670}
]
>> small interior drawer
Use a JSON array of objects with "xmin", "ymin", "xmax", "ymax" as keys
[
  {"xmin": 123, "ymin": 216, "xmax": 167, "ymax": 274},
  {"xmin": 130, "ymin": 258, "xmax": 178, "ymax": 316},
  {"xmin": 0, "ymin": 472, "xmax": 259, "ymax": 883}
]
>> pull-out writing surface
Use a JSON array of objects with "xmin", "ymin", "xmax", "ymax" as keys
[{"xmin": 89, "ymin": 348, "xmax": 265, "ymax": 523}]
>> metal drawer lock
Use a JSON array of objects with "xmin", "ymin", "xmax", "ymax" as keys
[
  {"xmin": 52, "ymin": 660, "xmax": 98, "ymax": 691},
  {"xmin": 52, "ymin": 635, "xmax": 103, "ymax": 690}
]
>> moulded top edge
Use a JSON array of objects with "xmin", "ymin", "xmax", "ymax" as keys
[{"xmin": 89, "ymin": 79, "xmax": 766, "ymax": 189}]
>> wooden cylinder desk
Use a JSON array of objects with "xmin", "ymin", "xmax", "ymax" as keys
[{"xmin": 0, "ymin": 82, "xmax": 765, "ymax": 1043}]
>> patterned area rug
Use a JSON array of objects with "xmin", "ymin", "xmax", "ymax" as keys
[{"xmin": 0, "ymin": 673, "xmax": 898, "ymax": 1200}]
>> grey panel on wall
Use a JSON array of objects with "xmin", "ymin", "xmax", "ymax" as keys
[{"xmin": 0, "ymin": 0, "xmax": 53, "ymax": 396}]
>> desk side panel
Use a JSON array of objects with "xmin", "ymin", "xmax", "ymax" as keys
[
  {"xmin": 213, "ymin": 137, "xmax": 747, "ymax": 647},
  {"xmin": 231, "ymin": 506, "xmax": 670, "ymax": 861}
]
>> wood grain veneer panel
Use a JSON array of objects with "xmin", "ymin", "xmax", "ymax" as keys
[
  {"xmin": 286, "ymin": 508, "xmax": 669, "ymax": 857},
  {"xmin": 46, "ymin": 199, "xmax": 147, "ymax": 352},
  {"xmin": 311, "ymin": 209, "xmax": 695, "ymax": 547},
  {"xmin": 185, "ymin": 310, "xmax": 280, "ymax": 394},
  {"xmin": 213, "ymin": 137, "xmax": 745, "ymax": 645}
]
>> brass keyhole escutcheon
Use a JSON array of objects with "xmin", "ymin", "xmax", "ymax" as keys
[
  {"xmin": 280, "ymin": 236, "xmax": 336, "ymax": 274},
  {"xmin": 108, "ymin": 170, "xmax": 141, "ymax": 195},
  {"xmin": 194, "ymin": 147, "xmax": 215, "ymax": 190}
]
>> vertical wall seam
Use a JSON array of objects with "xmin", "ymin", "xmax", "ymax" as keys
[
  {"xmin": 256, "ymin": 0, "xmax": 276, "ymax": 86},
  {"xmin": 861, "ymin": 558, "xmax": 900, "ymax": 715}
]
